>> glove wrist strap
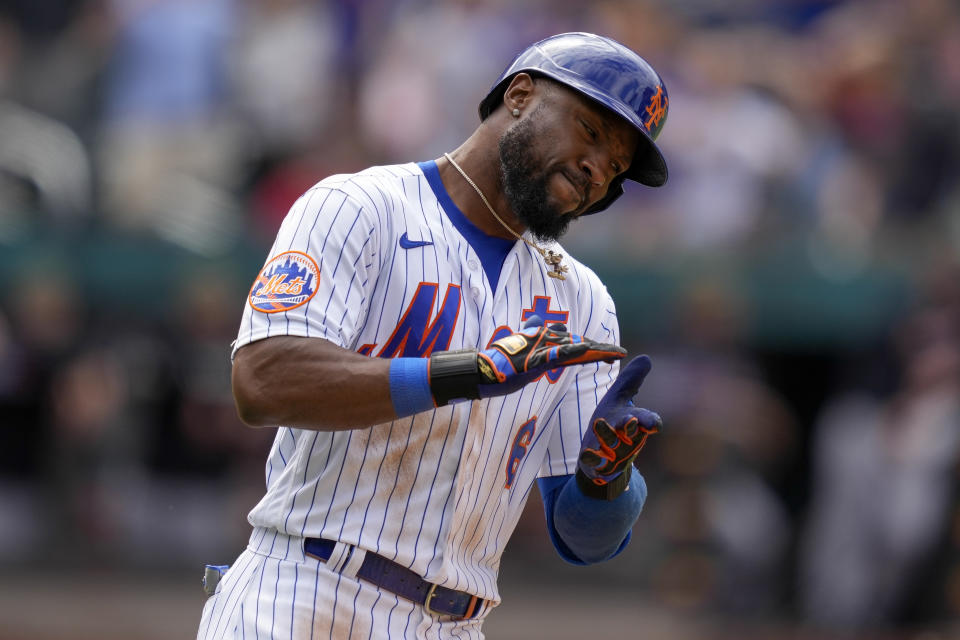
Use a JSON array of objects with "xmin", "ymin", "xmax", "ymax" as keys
[
  {"xmin": 429, "ymin": 349, "xmax": 481, "ymax": 406},
  {"xmin": 575, "ymin": 466, "xmax": 631, "ymax": 501}
]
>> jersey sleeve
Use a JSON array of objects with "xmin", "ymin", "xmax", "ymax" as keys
[
  {"xmin": 538, "ymin": 283, "xmax": 621, "ymax": 477},
  {"xmin": 233, "ymin": 184, "xmax": 387, "ymax": 355}
]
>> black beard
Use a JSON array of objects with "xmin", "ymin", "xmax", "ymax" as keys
[{"xmin": 498, "ymin": 114, "xmax": 577, "ymax": 243}]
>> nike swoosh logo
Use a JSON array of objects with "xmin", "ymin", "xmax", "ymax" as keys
[{"xmin": 399, "ymin": 232, "xmax": 433, "ymax": 249}]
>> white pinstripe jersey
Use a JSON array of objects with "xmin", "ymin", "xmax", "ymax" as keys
[{"xmin": 233, "ymin": 161, "xmax": 620, "ymax": 605}]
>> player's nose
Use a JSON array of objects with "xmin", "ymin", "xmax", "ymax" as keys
[
  {"xmin": 578, "ymin": 155, "xmax": 606, "ymax": 188},
  {"xmin": 578, "ymin": 151, "xmax": 618, "ymax": 192}
]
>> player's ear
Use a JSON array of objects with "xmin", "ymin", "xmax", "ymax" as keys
[{"xmin": 502, "ymin": 73, "xmax": 536, "ymax": 115}]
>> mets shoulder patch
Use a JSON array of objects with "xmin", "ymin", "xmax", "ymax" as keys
[{"xmin": 248, "ymin": 251, "xmax": 320, "ymax": 313}]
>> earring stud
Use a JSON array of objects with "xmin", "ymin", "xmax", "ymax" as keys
[{"xmin": 512, "ymin": 108, "xmax": 520, "ymax": 117}]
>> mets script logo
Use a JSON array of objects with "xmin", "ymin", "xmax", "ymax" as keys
[{"xmin": 248, "ymin": 251, "xmax": 320, "ymax": 313}]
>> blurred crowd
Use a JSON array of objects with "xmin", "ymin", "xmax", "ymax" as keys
[{"xmin": 1, "ymin": 0, "xmax": 959, "ymax": 636}]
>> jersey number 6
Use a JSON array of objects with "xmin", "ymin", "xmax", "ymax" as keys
[{"xmin": 504, "ymin": 416, "xmax": 537, "ymax": 489}]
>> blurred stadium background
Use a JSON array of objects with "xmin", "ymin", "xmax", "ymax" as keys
[{"xmin": 1, "ymin": 0, "xmax": 959, "ymax": 638}]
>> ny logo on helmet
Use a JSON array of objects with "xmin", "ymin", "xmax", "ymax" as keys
[{"xmin": 644, "ymin": 85, "xmax": 668, "ymax": 132}]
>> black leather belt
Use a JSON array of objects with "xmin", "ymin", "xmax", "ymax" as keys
[{"xmin": 304, "ymin": 537, "xmax": 483, "ymax": 619}]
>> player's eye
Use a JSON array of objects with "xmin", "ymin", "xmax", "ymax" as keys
[
  {"xmin": 611, "ymin": 160, "xmax": 622, "ymax": 174},
  {"xmin": 580, "ymin": 119, "xmax": 598, "ymax": 141}
]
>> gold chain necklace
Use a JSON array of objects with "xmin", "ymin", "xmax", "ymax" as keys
[{"xmin": 443, "ymin": 152, "xmax": 568, "ymax": 280}]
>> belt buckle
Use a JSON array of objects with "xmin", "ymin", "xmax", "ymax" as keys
[
  {"xmin": 425, "ymin": 584, "xmax": 480, "ymax": 620},
  {"xmin": 424, "ymin": 583, "xmax": 443, "ymax": 617}
]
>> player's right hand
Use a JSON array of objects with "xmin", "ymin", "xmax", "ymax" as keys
[
  {"xmin": 427, "ymin": 315, "xmax": 625, "ymax": 406},
  {"xmin": 475, "ymin": 315, "xmax": 625, "ymax": 397}
]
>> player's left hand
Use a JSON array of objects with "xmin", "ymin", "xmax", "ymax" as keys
[{"xmin": 576, "ymin": 355, "xmax": 661, "ymax": 499}]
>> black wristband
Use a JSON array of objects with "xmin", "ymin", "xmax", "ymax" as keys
[
  {"xmin": 575, "ymin": 466, "xmax": 632, "ymax": 501},
  {"xmin": 429, "ymin": 349, "xmax": 482, "ymax": 406}
]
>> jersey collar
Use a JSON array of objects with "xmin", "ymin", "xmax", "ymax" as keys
[{"xmin": 418, "ymin": 160, "xmax": 515, "ymax": 291}]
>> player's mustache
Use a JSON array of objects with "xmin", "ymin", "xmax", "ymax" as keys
[{"xmin": 558, "ymin": 167, "xmax": 590, "ymax": 209}]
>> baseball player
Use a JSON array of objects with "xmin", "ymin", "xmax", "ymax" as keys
[{"xmin": 197, "ymin": 32, "xmax": 669, "ymax": 639}]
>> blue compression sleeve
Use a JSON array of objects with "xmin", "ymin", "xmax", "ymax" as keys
[
  {"xmin": 388, "ymin": 358, "xmax": 434, "ymax": 418},
  {"xmin": 538, "ymin": 471, "xmax": 647, "ymax": 565}
]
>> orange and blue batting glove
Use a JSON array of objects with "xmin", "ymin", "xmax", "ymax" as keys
[
  {"xmin": 428, "ymin": 315, "xmax": 626, "ymax": 406},
  {"xmin": 389, "ymin": 316, "xmax": 625, "ymax": 417},
  {"xmin": 576, "ymin": 355, "xmax": 661, "ymax": 500},
  {"xmin": 476, "ymin": 315, "xmax": 625, "ymax": 397}
]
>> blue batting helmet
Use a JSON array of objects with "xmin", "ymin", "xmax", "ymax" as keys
[{"xmin": 479, "ymin": 32, "xmax": 669, "ymax": 214}]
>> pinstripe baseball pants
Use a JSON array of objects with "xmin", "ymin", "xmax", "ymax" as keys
[{"xmin": 196, "ymin": 528, "xmax": 487, "ymax": 639}]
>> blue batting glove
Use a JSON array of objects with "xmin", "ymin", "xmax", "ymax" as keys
[{"xmin": 576, "ymin": 355, "xmax": 661, "ymax": 500}]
